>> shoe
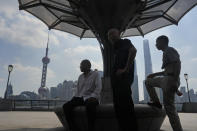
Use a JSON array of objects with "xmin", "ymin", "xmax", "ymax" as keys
[{"xmin": 147, "ymin": 102, "xmax": 162, "ymax": 109}]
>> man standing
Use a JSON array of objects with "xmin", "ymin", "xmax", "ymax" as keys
[
  {"xmin": 108, "ymin": 28, "xmax": 138, "ymax": 131},
  {"xmin": 145, "ymin": 35, "xmax": 183, "ymax": 131},
  {"xmin": 63, "ymin": 59, "xmax": 102, "ymax": 131}
]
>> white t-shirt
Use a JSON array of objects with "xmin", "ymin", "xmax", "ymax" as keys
[{"xmin": 75, "ymin": 70, "xmax": 102, "ymax": 101}]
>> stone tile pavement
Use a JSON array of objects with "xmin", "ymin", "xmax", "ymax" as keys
[{"xmin": 0, "ymin": 112, "xmax": 196, "ymax": 131}]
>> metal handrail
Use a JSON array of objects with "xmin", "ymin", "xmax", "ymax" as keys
[{"xmin": 10, "ymin": 99, "xmax": 67, "ymax": 111}]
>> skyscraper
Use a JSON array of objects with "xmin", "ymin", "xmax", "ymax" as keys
[
  {"xmin": 131, "ymin": 60, "xmax": 139, "ymax": 103},
  {"xmin": 38, "ymin": 39, "xmax": 50, "ymax": 99},
  {"xmin": 4, "ymin": 83, "xmax": 13, "ymax": 99},
  {"xmin": 143, "ymin": 39, "xmax": 161, "ymax": 102}
]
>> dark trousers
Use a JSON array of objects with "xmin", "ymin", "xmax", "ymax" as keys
[
  {"xmin": 111, "ymin": 74, "xmax": 138, "ymax": 131},
  {"xmin": 63, "ymin": 97, "xmax": 99, "ymax": 131}
]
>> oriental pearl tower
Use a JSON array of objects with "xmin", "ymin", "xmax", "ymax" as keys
[{"xmin": 38, "ymin": 36, "xmax": 50, "ymax": 99}]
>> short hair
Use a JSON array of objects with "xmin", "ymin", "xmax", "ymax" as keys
[
  {"xmin": 107, "ymin": 28, "xmax": 120, "ymax": 36},
  {"xmin": 81, "ymin": 59, "xmax": 91, "ymax": 68},
  {"xmin": 156, "ymin": 35, "xmax": 169, "ymax": 46}
]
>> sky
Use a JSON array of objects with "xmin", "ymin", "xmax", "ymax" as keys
[{"xmin": 0, "ymin": 1, "xmax": 197, "ymax": 100}]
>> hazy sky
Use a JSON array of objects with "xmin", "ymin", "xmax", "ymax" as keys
[{"xmin": 0, "ymin": 1, "xmax": 197, "ymax": 100}]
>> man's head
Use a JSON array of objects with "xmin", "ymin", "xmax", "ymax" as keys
[
  {"xmin": 80, "ymin": 59, "xmax": 91, "ymax": 73},
  {"xmin": 156, "ymin": 35, "xmax": 169, "ymax": 51},
  {"xmin": 107, "ymin": 28, "xmax": 121, "ymax": 44}
]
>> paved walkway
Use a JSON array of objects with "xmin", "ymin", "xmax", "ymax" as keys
[{"xmin": 0, "ymin": 112, "xmax": 196, "ymax": 131}]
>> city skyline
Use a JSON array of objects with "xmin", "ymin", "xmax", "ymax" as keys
[
  {"xmin": 143, "ymin": 39, "xmax": 152, "ymax": 102},
  {"xmin": 131, "ymin": 60, "xmax": 139, "ymax": 103},
  {"xmin": 0, "ymin": 1, "xmax": 197, "ymax": 100}
]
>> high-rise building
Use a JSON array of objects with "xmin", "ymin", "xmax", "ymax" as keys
[
  {"xmin": 38, "ymin": 39, "xmax": 50, "ymax": 99},
  {"xmin": 52, "ymin": 81, "xmax": 76, "ymax": 100},
  {"xmin": 143, "ymin": 40, "xmax": 153, "ymax": 78},
  {"xmin": 143, "ymin": 39, "xmax": 161, "ymax": 102},
  {"xmin": 50, "ymin": 87, "xmax": 58, "ymax": 99},
  {"xmin": 131, "ymin": 60, "xmax": 139, "ymax": 103},
  {"xmin": 63, "ymin": 80, "xmax": 75, "ymax": 101},
  {"xmin": 4, "ymin": 83, "xmax": 13, "ymax": 99}
]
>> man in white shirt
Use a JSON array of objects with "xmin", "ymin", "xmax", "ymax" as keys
[{"xmin": 63, "ymin": 59, "xmax": 102, "ymax": 131}]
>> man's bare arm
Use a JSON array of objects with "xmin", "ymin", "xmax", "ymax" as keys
[{"xmin": 125, "ymin": 46, "xmax": 137, "ymax": 72}]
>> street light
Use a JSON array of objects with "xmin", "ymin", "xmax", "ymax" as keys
[
  {"xmin": 4, "ymin": 65, "xmax": 13, "ymax": 99},
  {"xmin": 184, "ymin": 73, "xmax": 191, "ymax": 103}
]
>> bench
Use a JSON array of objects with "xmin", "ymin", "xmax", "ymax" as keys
[{"xmin": 54, "ymin": 104, "xmax": 166, "ymax": 131}]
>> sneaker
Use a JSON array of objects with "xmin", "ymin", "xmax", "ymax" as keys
[{"xmin": 147, "ymin": 102, "xmax": 162, "ymax": 109}]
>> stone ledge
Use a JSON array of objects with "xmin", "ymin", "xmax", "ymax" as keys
[
  {"xmin": 54, "ymin": 104, "xmax": 166, "ymax": 131},
  {"xmin": 0, "ymin": 99, "xmax": 12, "ymax": 111},
  {"xmin": 182, "ymin": 102, "xmax": 197, "ymax": 113}
]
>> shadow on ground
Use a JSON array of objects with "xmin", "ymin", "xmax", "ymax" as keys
[{"xmin": 0, "ymin": 127, "xmax": 65, "ymax": 131}]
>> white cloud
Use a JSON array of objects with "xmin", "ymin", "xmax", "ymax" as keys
[
  {"xmin": 13, "ymin": 63, "xmax": 55, "ymax": 81},
  {"xmin": 177, "ymin": 46, "xmax": 192, "ymax": 57},
  {"xmin": 50, "ymin": 54, "xmax": 59, "ymax": 61},
  {"xmin": 0, "ymin": 78, "xmax": 4, "ymax": 82},
  {"xmin": 91, "ymin": 60, "xmax": 103, "ymax": 71},
  {"xmin": 189, "ymin": 77, "xmax": 197, "ymax": 91},
  {"xmin": 0, "ymin": 0, "xmax": 59, "ymax": 48},
  {"xmin": 64, "ymin": 45, "xmax": 100, "ymax": 55},
  {"xmin": 191, "ymin": 58, "xmax": 197, "ymax": 62}
]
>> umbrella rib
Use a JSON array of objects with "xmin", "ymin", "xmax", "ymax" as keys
[
  {"xmin": 19, "ymin": 1, "xmax": 77, "ymax": 16},
  {"xmin": 121, "ymin": 14, "xmax": 141, "ymax": 37},
  {"xmin": 80, "ymin": 29, "xmax": 86, "ymax": 39},
  {"xmin": 78, "ymin": 17, "xmax": 92, "ymax": 31},
  {"xmin": 19, "ymin": 2, "xmax": 40, "ymax": 10},
  {"xmin": 49, "ymin": 19, "xmax": 61, "ymax": 29},
  {"xmin": 125, "ymin": 14, "xmax": 140, "ymax": 32},
  {"xmin": 45, "ymin": 6, "xmax": 59, "ymax": 19},
  {"xmin": 19, "ymin": 0, "xmax": 38, "ymax": 8},
  {"xmin": 142, "ymin": 10, "xmax": 163, "ymax": 15},
  {"xmin": 67, "ymin": 0, "xmax": 80, "ymax": 8},
  {"xmin": 137, "ymin": 27, "xmax": 144, "ymax": 37},
  {"xmin": 46, "ymin": 0, "xmax": 72, "ymax": 9},
  {"xmin": 41, "ymin": 2, "xmax": 77, "ymax": 16},
  {"xmin": 163, "ymin": 15, "xmax": 178, "ymax": 25},
  {"xmin": 164, "ymin": 0, "xmax": 178, "ymax": 14},
  {"xmin": 143, "ymin": 0, "xmax": 172, "ymax": 12}
]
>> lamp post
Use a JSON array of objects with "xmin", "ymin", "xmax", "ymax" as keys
[
  {"xmin": 184, "ymin": 73, "xmax": 191, "ymax": 103},
  {"xmin": 4, "ymin": 65, "xmax": 13, "ymax": 99}
]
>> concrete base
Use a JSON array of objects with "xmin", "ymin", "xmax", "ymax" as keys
[
  {"xmin": 182, "ymin": 102, "xmax": 197, "ymax": 113},
  {"xmin": 0, "ymin": 99, "xmax": 12, "ymax": 111},
  {"xmin": 54, "ymin": 104, "xmax": 166, "ymax": 131}
]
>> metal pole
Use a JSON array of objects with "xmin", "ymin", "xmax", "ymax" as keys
[
  {"xmin": 186, "ymin": 79, "xmax": 191, "ymax": 103},
  {"xmin": 4, "ymin": 71, "xmax": 11, "ymax": 99}
]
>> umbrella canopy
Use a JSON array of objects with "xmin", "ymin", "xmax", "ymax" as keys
[
  {"xmin": 18, "ymin": 0, "xmax": 197, "ymax": 78},
  {"xmin": 18, "ymin": 0, "xmax": 197, "ymax": 38}
]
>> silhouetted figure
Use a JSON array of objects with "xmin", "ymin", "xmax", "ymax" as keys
[
  {"xmin": 63, "ymin": 59, "xmax": 102, "ymax": 131},
  {"xmin": 108, "ymin": 28, "xmax": 138, "ymax": 131},
  {"xmin": 145, "ymin": 35, "xmax": 183, "ymax": 131}
]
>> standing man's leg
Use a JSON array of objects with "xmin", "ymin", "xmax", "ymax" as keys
[
  {"xmin": 145, "ymin": 77, "xmax": 162, "ymax": 107},
  {"xmin": 163, "ymin": 77, "xmax": 183, "ymax": 131},
  {"xmin": 84, "ymin": 98, "xmax": 99, "ymax": 131},
  {"xmin": 112, "ymin": 75, "xmax": 138, "ymax": 131},
  {"xmin": 63, "ymin": 97, "xmax": 84, "ymax": 131}
]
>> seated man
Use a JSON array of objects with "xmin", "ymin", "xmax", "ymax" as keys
[
  {"xmin": 145, "ymin": 35, "xmax": 183, "ymax": 131},
  {"xmin": 63, "ymin": 59, "xmax": 102, "ymax": 131}
]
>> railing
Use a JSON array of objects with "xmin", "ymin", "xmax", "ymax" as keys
[
  {"xmin": 0, "ymin": 99, "xmax": 188, "ymax": 112},
  {"xmin": 11, "ymin": 99, "xmax": 67, "ymax": 111}
]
